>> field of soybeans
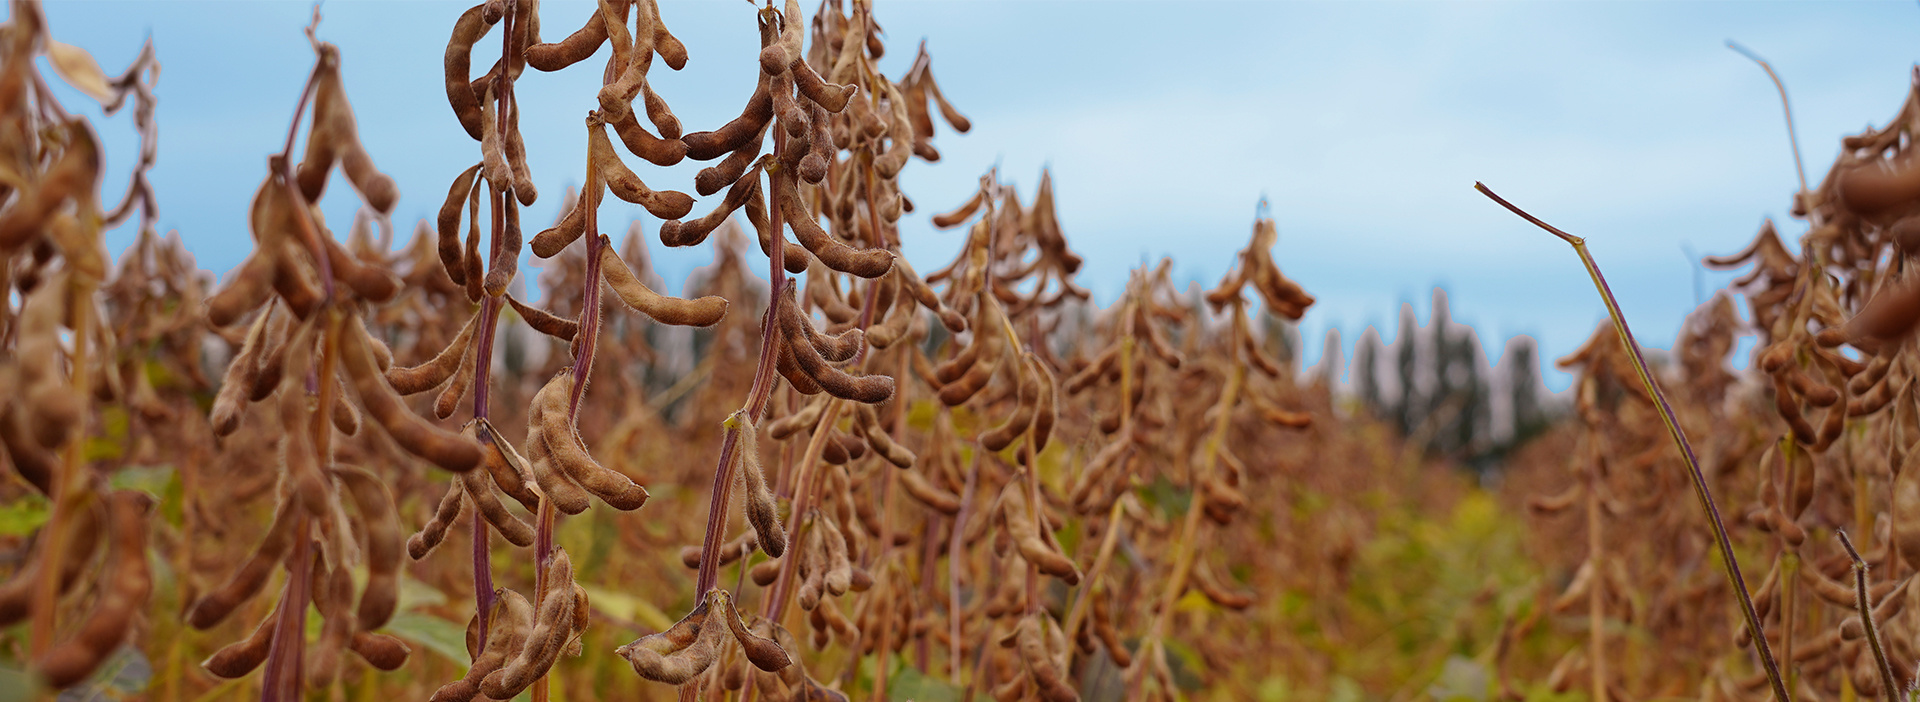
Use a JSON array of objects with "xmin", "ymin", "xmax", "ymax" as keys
[{"xmin": 5, "ymin": 1, "xmax": 1920, "ymax": 701}]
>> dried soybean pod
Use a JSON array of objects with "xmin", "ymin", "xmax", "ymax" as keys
[
  {"xmin": 923, "ymin": 68, "xmax": 971, "ymax": 133},
  {"xmin": 618, "ymin": 599, "xmax": 724, "ymax": 684},
  {"xmin": 641, "ymin": 0, "xmax": 686, "ymax": 69},
  {"xmin": 598, "ymin": 237, "xmax": 729, "ymax": 326},
  {"xmin": 187, "ymin": 496, "xmax": 300, "ymax": 629},
  {"xmin": 795, "ymin": 519, "xmax": 827, "ymax": 611},
  {"xmin": 438, "ymin": 168, "xmax": 484, "ymax": 272},
  {"xmin": 343, "ymin": 319, "xmax": 484, "ymax": 472},
  {"xmin": 306, "ymin": 556, "xmax": 355, "ymax": 687},
  {"xmin": 1001, "ymin": 482, "xmax": 1080, "ymax": 584},
  {"xmin": 715, "ymin": 589, "xmax": 791, "ymax": 672},
  {"xmin": 316, "ymin": 62, "xmax": 400, "ymax": 213},
  {"xmin": 894, "ymin": 256, "xmax": 966, "ymax": 332},
  {"xmin": 431, "ymin": 589, "xmax": 532, "ymax": 702},
  {"xmin": 798, "ymin": 101, "xmax": 834, "ymax": 184},
  {"xmin": 1189, "ymin": 560, "xmax": 1255, "ymax": 610},
  {"xmin": 665, "ymin": 166, "xmax": 764, "ymax": 246},
  {"xmin": 386, "ymin": 312, "xmax": 478, "ymax": 395},
  {"xmin": 731, "ymin": 411, "xmax": 787, "ymax": 557},
  {"xmin": 506, "ymin": 294, "xmax": 580, "ymax": 342},
  {"xmin": 1017, "ymin": 615, "xmax": 1079, "ymax": 702},
  {"xmin": 778, "ymin": 171, "xmax": 893, "ymax": 278},
  {"xmin": 526, "ymin": 0, "xmax": 610, "ymax": 71},
  {"xmin": 481, "ymin": 551, "xmax": 579, "ymax": 699},
  {"xmin": 932, "ymin": 188, "xmax": 985, "ymax": 229},
  {"xmin": 856, "ymin": 405, "xmax": 914, "ymax": 468},
  {"xmin": 333, "ymin": 466, "xmax": 405, "ymax": 631},
  {"xmin": 477, "ymin": 418, "xmax": 543, "ymax": 511},
  {"xmin": 531, "ymin": 184, "xmax": 593, "ymax": 259},
  {"xmin": 750, "ymin": 559, "xmax": 782, "ymax": 586},
  {"xmin": 777, "ymin": 288, "xmax": 895, "ymax": 404},
  {"xmin": 1847, "ymin": 275, "xmax": 1920, "ymax": 342},
  {"xmin": 408, "ymin": 479, "xmax": 466, "ymax": 560},
  {"xmin": 693, "ymin": 132, "xmax": 765, "ymax": 196},
  {"xmin": 525, "ymin": 391, "xmax": 594, "ymax": 515},
  {"xmin": 979, "ymin": 355, "xmax": 1038, "ymax": 452},
  {"xmin": 433, "ymin": 327, "xmax": 478, "ymax": 419},
  {"xmin": 35, "ymin": 491, "xmax": 154, "ymax": 690},
  {"xmin": 768, "ymin": 400, "xmax": 824, "ymax": 440},
  {"xmin": 900, "ymin": 468, "xmax": 960, "ymax": 515},
  {"xmin": 460, "ymin": 446, "xmax": 537, "ymax": 546},
  {"xmin": 533, "ymin": 371, "xmax": 650, "ymax": 510},
  {"xmin": 592, "ymin": 118, "xmax": 694, "ymax": 219},
  {"xmin": 607, "ymin": 109, "xmax": 688, "ymax": 167},
  {"xmin": 682, "ymin": 73, "xmax": 774, "ymax": 161},
  {"xmin": 1031, "ymin": 360, "xmax": 1057, "ymax": 452},
  {"xmin": 484, "ymin": 193, "xmax": 523, "ymax": 296},
  {"xmin": 348, "ymin": 632, "xmax": 410, "ymax": 671},
  {"xmin": 872, "ymin": 81, "xmax": 913, "ymax": 179},
  {"xmin": 820, "ymin": 515, "xmax": 853, "ymax": 596},
  {"xmin": 209, "ymin": 308, "xmax": 274, "ymax": 436},
  {"xmin": 445, "ymin": 4, "xmax": 498, "ymax": 140},
  {"xmin": 743, "ymin": 186, "xmax": 813, "ymax": 273},
  {"xmin": 790, "ymin": 57, "xmax": 854, "ymax": 113},
  {"xmin": 206, "ymin": 254, "xmax": 276, "ymax": 327},
  {"xmin": 202, "ymin": 603, "xmax": 280, "ymax": 678}
]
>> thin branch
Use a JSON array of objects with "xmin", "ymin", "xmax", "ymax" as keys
[
  {"xmin": 1475, "ymin": 182, "xmax": 1790, "ymax": 702},
  {"xmin": 1728, "ymin": 41, "xmax": 1808, "ymax": 195}
]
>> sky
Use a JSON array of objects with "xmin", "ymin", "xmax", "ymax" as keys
[{"xmin": 28, "ymin": 0, "xmax": 1920, "ymax": 392}]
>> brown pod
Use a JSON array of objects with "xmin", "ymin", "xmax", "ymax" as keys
[
  {"xmin": 608, "ymin": 108, "xmax": 688, "ymax": 167},
  {"xmin": 666, "ymin": 164, "xmax": 764, "ymax": 246},
  {"xmin": 924, "ymin": 70, "xmax": 971, "ymax": 133},
  {"xmin": 526, "ymin": 0, "xmax": 610, "ymax": 71},
  {"xmin": 408, "ymin": 479, "xmax": 467, "ymax": 560},
  {"xmin": 820, "ymin": 515, "xmax": 853, "ymax": 596},
  {"xmin": 481, "ymin": 551, "xmax": 579, "ymax": 699},
  {"xmin": 348, "ymin": 632, "xmax": 410, "ymax": 671},
  {"xmin": 343, "ymin": 320, "xmax": 484, "ymax": 472},
  {"xmin": 334, "ymin": 466, "xmax": 405, "ymax": 631},
  {"xmin": 796, "ymin": 520, "xmax": 826, "ymax": 611},
  {"xmin": 313, "ymin": 62, "xmax": 399, "ymax": 213},
  {"xmin": 790, "ymin": 57, "xmax": 855, "ymax": 113},
  {"xmin": 431, "ymin": 588, "xmax": 532, "ymax": 702},
  {"xmin": 386, "ymin": 312, "xmax": 479, "ymax": 395},
  {"xmin": 1030, "ymin": 361, "xmax": 1058, "ymax": 452},
  {"xmin": 715, "ymin": 588, "xmax": 791, "ymax": 672},
  {"xmin": 899, "ymin": 468, "xmax": 960, "ymax": 515},
  {"xmin": 680, "ymin": 531, "xmax": 759, "ymax": 569},
  {"xmin": 1016, "ymin": 615, "xmax": 1079, "ymax": 702},
  {"xmin": 777, "ymin": 342, "xmax": 825, "ymax": 395},
  {"xmin": 591, "ymin": 119, "xmax": 694, "ymax": 219},
  {"xmin": 768, "ymin": 401, "xmax": 824, "ymax": 441},
  {"xmin": 444, "ymin": 4, "xmax": 498, "ymax": 141},
  {"xmin": 856, "ymin": 405, "xmax": 915, "ymax": 468},
  {"xmin": 524, "ymin": 413, "xmax": 596, "ymax": 516},
  {"xmin": 598, "ymin": 238, "xmax": 728, "ymax": 326},
  {"xmin": 733, "ymin": 411, "xmax": 788, "ymax": 557},
  {"xmin": 750, "ymin": 559, "xmax": 782, "ymax": 587},
  {"xmin": 617, "ymin": 593, "xmax": 724, "ymax": 684},
  {"xmin": 799, "ymin": 101, "xmax": 835, "ymax": 184},
  {"xmin": 979, "ymin": 356, "xmax": 1038, "ymax": 451},
  {"xmin": 932, "ymin": 188, "xmax": 985, "ymax": 229},
  {"xmin": 777, "ymin": 288, "xmax": 896, "ymax": 404},
  {"xmin": 642, "ymin": 0, "xmax": 686, "ymax": 69},
  {"xmin": 187, "ymin": 497, "xmax": 300, "ymax": 629},
  {"xmin": 0, "ymin": 124, "xmax": 99, "ymax": 250},
  {"xmin": 1092, "ymin": 589, "xmax": 1131, "ymax": 668},
  {"xmin": 460, "ymin": 446, "xmax": 537, "ymax": 546},
  {"xmin": 206, "ymin": 253, "xmax": 276, "ymax": 327},
  {"xmin": 477, "ymin": 418, "xmax": 543, "ymax": 511},
  {"xmin": 433, "ymin": 328, "xmax": 479, "ymax": 419},
  {"xmin": 808, "ymin": 269, "xmax": 861, "ymax": 324},
  {"xmin": 533, "ymin": 371, "xmax": 650, "ymax": 510},
  {"xmin": 872, "ymin": 81, "xmax": 913, "ymax": 179},
  {"xmin": 742, "ymin": 187, "xmax": 813, "ymax": 274},
  {"xmin": 506, "ymin": 294, "xmax": 580, "ymax": 342},
  {"xmin": 1847, "ymin": 274, "xmax": 1920, "ymax": 342},
  {"xmin": 1189, "ymin": 560, "xmax": 1255, "ymax": 610},
  {"xmin": 35, "ymin": 491, "xmax": 154, "ymax": 690},
  {"xmin": 821, "ymin": 433, "xmax": 850, "ymax": 465},
  {"xmin": 462, "ymin": 173, "xmax": 486, "ymax": 302},
  {"xmin": 306, "ymin": 556, "xmax": 355, "ymax": 687},
  {"xmin": 778, "ymin": 171, "xmax": 892, "ymax": 278},
  {"xmin": 484, "ymin": 196, "xmax": 523, "ymax": 296},
  {"xmin": 682, "ymin": 74, "xmax": 773, "ymax": 161},
  {"xmin": 202, "ymin": 602, "xmax": 280, "ymax": 678},
  {"xmin": 1001, "ymin": 482, "xmax": 1080, "ymax": 585},
  {"xmin": 531, "ymin": 184, "xmax": 593, "ymax": 259},
  {"xmin": 693, "ymin": 132, "xmax": 765, "ymax": 196}
]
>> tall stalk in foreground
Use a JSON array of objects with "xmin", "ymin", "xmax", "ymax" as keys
[{"xmin": 1475, "ymin": 182, "xmax": 1790, "ymax": 702}]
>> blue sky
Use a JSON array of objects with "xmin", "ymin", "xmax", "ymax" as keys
[{"xmin": 32, "ymin": 0, "xmax": 1920, "ymax": 391}]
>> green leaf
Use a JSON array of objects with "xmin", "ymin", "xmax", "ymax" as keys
[
  {"xmin": 889, "ymin": 664, "xmax": 960, "ymax": 701},
  {"xmin": 385, "ymin": 612, "xmax": 472, "ymax": 666},
  {"xmin": 0, "ymin": 495, "xmax": 50, "ymax": 536}
]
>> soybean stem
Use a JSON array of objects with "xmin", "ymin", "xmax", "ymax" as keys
[{"xmin": 1474, "ymin": 182, "xmax": 1790, "ymax": 702}]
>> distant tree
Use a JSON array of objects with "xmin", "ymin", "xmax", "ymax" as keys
[
  {"xmin": 1353, "ymin": 325, "xmax": 1383, "ymax": 414},
  {"xmin": 1502, "ymin": 335, "xmax": 1547, "ymax": 445},
  {"xmin": 1395, "ymin": 301, "xmax": 1419, "ymax": 436}
]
